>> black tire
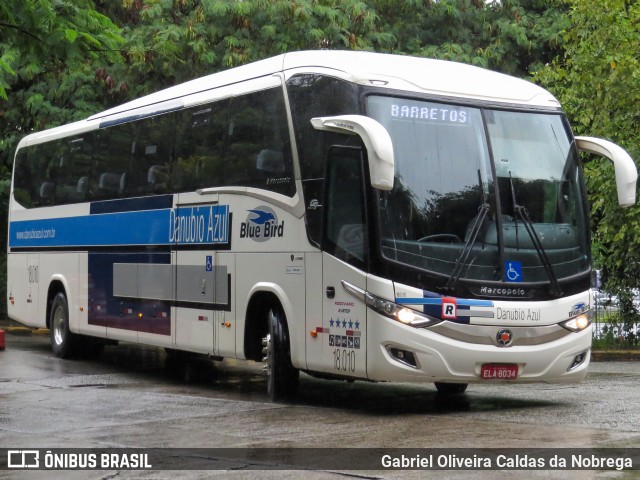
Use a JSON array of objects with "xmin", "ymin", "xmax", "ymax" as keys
[
  {"xmin": 50, "ymin": 292, "xmax": 77, "ymax": 358},
  {"xmin": 263, "ymin": 305, "xmax": 299, "ymax": 401},
  {"xmin": 434, "ymin": 382, "xmax": 468, "ymax": 395}
]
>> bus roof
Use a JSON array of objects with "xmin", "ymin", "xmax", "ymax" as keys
[
  {"xmin": 90, "ymin": 50, "xmax": 559, "ymax": 122},
  {"xmin": 20, "ymin": 50, "xmax": 560, "ymax": 148}
]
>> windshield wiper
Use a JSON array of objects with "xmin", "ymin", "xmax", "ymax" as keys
[
  {"xmin": 508, "ymin": 172, "xmax": 562, "ymax": 297},
  {"xmin": 445, "ymin": 202, "xmax": 490, "ymax": 293},
  {"xmin": 445, "ymin": 169, "xmax": 491, "ymax": 293}
]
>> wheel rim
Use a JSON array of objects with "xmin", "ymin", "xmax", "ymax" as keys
[
  {"xmin": 52, "ymin": 305, "xmax": 65, "ymax": 346},
  {"xmin": 262, "ymin": 333, "xmax": 273, "ymax": 378}
]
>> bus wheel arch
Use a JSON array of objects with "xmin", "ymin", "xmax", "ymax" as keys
[{"xmin": 244, "ymin": 290, "xmax": 299, "ymax": 401}]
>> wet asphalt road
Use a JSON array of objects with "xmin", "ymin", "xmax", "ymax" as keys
[{"xmin": 1, "ymin": 333, "xmax": 639, "ymax": 479}]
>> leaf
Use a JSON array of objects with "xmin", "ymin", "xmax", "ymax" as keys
[{"xmin": 65, "ymin": 29, "xmax": 79, "ymax": 43}]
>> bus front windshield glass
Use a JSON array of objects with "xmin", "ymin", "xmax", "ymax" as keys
[{"xmin": 367, "ymin": 95, "xmax": 589, "ymax": 288}]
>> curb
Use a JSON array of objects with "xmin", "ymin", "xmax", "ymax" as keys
[
  {"xmin": 591, "ymin": 350, "xmax": 640, "ymax": 362},
  {"xmin": 2, "ymin": 326, "xmax": 50, "ymax": 336}
]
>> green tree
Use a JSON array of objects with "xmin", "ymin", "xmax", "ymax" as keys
[
  {"xmin": 372, "ymin": 0, "xmax": 570, "ymax": 77},
  {"xmin": 100, "ymin": 0, "xmax": 569, "ymax": 98},
  {"xmin": 0, "ymin": 0, "xmax": 123, "ymax": 318},
  {"xmin": 536, "ymin": 0, "xmax": 640, "ymax": 344},
  {"xmin": 98, "ymin": 0, "xmax": 394, "ymax": 98}
]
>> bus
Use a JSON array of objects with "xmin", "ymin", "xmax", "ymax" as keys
[{"xmin": 7, "ymin": 50, "xmax": 637, "ymax": 400}]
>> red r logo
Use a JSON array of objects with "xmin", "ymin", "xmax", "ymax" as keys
[{"xmin": 442, "ymin": 297, "xmax": 457, "ymax": 319}]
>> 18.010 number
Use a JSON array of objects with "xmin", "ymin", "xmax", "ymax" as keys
[{"xmin": 333, "ymin": 349, "xmax": 356, "ymax": 372}]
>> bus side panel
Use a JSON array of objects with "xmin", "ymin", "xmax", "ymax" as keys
[
  {"xmin": 304, "ymin": 252, "xmax": 323, "ymax": 372},
  {"xmin": 39, "ymin": 253, "xmax": 80, "ymax": 335},
  {"xmin": 174, "ymin": 249, "xmax": 216, "ymax": 354},
  {"xmin": 7, "ymin": 253, "xmax": 42, "ymax": 328},
  {"xmin": 216, "ymin": 252, "xmax": 236, "ymax": 358},
  {"xmin": 235, "ymin": 252, "xmax": 307, "ymax": 368},
  {"xmin": 231, "ymin": 196, "xmax": 309, "ymax": 368},
  {"xmin": 77, "ymin": 251, "xmax": 106, "ymax": 338},
  {"xmin": 91, "ymin": 252, "xmax": 167, "ymax": 345}
]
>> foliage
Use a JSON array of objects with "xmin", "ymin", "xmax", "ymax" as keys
[
  {"xmin": 93, "ymin": 0, "xmax": 569, "ymax": 98},
  {"xmin": 373, "ymin": 0, "xmax": 570, "ymax": 76},
  {"xmin": 0, "ymin": 0, "xmax": 123, "ymax": 317},
  {"xmin": 535, "ymin": 0, "xmax": 640, "ymax": 343}
]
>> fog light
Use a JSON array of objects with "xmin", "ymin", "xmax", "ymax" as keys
[
  {"xmin": 387, "ymin": 346, "xmax": 418, "ymax": 368},
  {"xmin": 568, "ymin": 350, "xmax": 588, "ymax": 371}
]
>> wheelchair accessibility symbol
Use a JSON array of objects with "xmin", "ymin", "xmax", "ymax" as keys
[{"xmin": 505, "ymin": 261, "xmax": 522, "ymax": 282}]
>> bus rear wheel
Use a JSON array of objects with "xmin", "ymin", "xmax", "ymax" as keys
[
  {"xmin": 50, "ymin": 292, "xmax": 77, "ymax": 358},
  {"xmin": 262, "ymin": 306, "xmax": 299, "ymax": 401},
  {"xmin": 434, "ymin": 382, "xmax": 468, "ymax": 395}
]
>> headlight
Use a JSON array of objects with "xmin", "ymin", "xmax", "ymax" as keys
[
  {"xmin": 342, "ymin": 281, "xmax": 441, "ymax": 328},
  {"xmin": 560, "ymin": 313, "xmax": 592, "ymax": 332}
]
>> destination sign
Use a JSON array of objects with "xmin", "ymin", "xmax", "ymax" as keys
[{"xmin": 390, "ymin": 103, "xmax": 470, "ymax": 125}]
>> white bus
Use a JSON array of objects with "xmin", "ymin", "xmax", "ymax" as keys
[{"xmin": 7, "ymin": 51, "xmax": 637, "ymax": 399}]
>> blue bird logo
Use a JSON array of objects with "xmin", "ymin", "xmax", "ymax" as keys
[{"xmin": 247, "ymin": 209, "xmax": 275, "ymax": 225}]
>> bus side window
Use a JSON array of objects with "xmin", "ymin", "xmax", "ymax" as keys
[
  {"xmin": 14, "ymin": 135, "xmax": 92, "ymax": 208},
  {"xmin": 93, "ymin": 125, "xmax": 133, "ymax": 200},
  {"xmin": 223, "ymin": 88, "xmax": 294, "ymax": 196},
  {"xmin": 12, "ymin": 150, "xmax": 33, "ymax": 207},
  {"xmin": 128, "ymin": 115, "xmax": 174, "ymax": 196},
  {"xmin": 174, "ymin": 102, "xmax": 226, "ymax": 192},
  {"xmin": 58, "ymin": 136, "xmax": 93, "ymax": 203},
  {"xmin": 34, "ymin": 143, "xmax": 62, "ymax": 207}
]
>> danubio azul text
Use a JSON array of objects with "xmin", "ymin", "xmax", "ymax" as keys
[{"xmin": 169, "ymin": 205, "xmax": 229, "ymax": 245}]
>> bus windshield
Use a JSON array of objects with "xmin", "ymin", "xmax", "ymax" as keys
[{"xmin": 367, "ymin": 95, "xmax": 589, "ymax": 292}]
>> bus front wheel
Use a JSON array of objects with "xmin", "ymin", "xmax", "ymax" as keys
[
  {"xmin": 50, "ymin": 292, "xmax": 77, "ymax": 358},
  {"xmin": 262, "ymin": 306, "xmax": 299, "ymax": 401}
]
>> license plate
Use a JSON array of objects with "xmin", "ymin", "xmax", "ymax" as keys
[{"xmin": 481, "ymin": 363, "xmax": 518, "ymax": 380}]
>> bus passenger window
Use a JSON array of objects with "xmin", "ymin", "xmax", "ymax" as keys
[
  {"xmin": 30, "ymin": 143, "xmax": 62, "ymax": 207},
  {"xmin": 93, "ymin": 126, "xmax": 132, "ymax": 200},
  {"xmin": 58, "ymin": 135, "xmax": 93, "ymax": 203},
  {"xmin": 124, "ymin": 114, "xmax": 176, "ymax": 197},
  {"xmin": 223, "ymin": 88, "xmax": 294, "ymax": 196},
  {"xmin": 175, "ymin": 103, "xmax": 226, "ymax": 192}
]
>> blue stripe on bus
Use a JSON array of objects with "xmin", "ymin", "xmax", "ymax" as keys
[
  {"xmin": 396, "ymin": 297, "xmax": 494, "ymax": 307},
  {"xmin": 9, "ymin": 204, "xmax": 230, "ymax": 248}
]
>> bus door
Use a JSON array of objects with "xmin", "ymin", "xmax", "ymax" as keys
[
  {"xmin": 319, "ymin": 147, "xmax": 368, "ymax": 378},
  {"xmin": 173, "ymin": 191, "xmax": 224, "ymax": 355}
]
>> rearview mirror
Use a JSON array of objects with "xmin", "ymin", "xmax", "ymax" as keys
[
  {"xmin": 576, "ymin": 136, "xmax": 637, "ymax": 207},
  {"xmin": 311, "ymin": 115, "xmax": 394, "ymax": 191}
]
